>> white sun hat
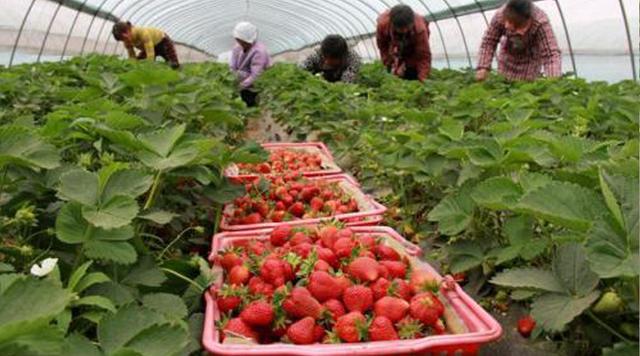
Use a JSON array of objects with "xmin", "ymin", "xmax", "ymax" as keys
[{"xmin": 233, "ymin": 21, "xmax": 258, "ymax": 43}]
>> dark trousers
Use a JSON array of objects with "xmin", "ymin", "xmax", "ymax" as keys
[
  {"xmin": 240, "ymin": 89, "xmax": 258, "ymax": 107},
  {"xmin": 137, "ymin": 36, "xmax": 180, "ymax": 69},
  {"xmin": 402, "ymin": 67, "xmax": 419, "ymax": 81}
]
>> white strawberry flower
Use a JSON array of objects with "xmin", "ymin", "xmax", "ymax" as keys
[{"xmin": 30, "ymin": 257, "xmax": 58, "ymax": 277}]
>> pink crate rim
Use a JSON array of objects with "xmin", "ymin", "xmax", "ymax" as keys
[
  {"xmin": 203, "ymin": 225, "xmax": 502, "ymax": 355},
  {"xmin": 219, "ymin": 175, "xmax": 383, "ymax": 231},
  {"xmin": 224, "ymin": 142, "xmax": 341, "ymax": 179}
]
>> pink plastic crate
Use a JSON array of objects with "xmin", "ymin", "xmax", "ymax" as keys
[
  {"xmin": 219, "ymin": 174, "xmax": 385, "ymax": 231},
  {"xmin": 225, "ymin": 142, "xmax": 342, "ymax": 182},
  {"xmin": 203, "ymin": 225, "xmax": 502, "ymax": 356}
]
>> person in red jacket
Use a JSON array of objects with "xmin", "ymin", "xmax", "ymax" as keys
[{"xmin": 376, "ymin": 5, "xmax": 431, "ymax": 82}]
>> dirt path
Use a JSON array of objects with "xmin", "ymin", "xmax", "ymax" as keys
[{"xmin": 243, "ymin": 110, "xmax": 558, "ymax": 356}]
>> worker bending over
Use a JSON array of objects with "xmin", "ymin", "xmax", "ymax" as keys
[
  {"xmin": 300, "ymin": 34, "xmax": 362, "ymax": 83},
  {"xmin": 112, "ymin": 22, "xmax": 180, "ymax": 69}
]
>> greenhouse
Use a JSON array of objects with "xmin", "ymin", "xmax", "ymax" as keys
[{"xmin": 0, "ymin": 0, "xmax": 638, "ymax": 355}]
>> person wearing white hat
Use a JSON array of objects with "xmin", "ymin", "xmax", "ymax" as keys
[{"xmin": 229, "ymin": 22, "xmax": 271, "ymax": 107}]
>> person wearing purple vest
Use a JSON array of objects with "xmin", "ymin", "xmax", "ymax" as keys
[{"xmin": 229, "ymin": 22, "xmax": 271, "ymax": 107}]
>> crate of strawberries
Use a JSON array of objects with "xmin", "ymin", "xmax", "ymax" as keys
[
  {"xmin": 225, "ymin": 142, "xmax": 342, "ymax": 182},
  {"xmin": 203, "ymin": 224, "xmax": 502, "ymax": 355},
  {"xmin": 219, "ymin": 174, "xmax": 386, "ymax": 231}
]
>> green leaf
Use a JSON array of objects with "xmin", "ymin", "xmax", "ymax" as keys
[
  {"xmin": 438, "ymin": 118, "xmax": 464, "ymax": 141},
  {"xmin": 138, "ymin": 210, "xmax": 177, "ymax": 225},
  {"xmin": 552, "ymin": 243, "xmax": 599, "ymax": 297},
  {"xmin": 511, "ymin": 289, "xmax": 538, "ymax": 301},
  {"xmin": 82, "ymin": 196, "xmax": 139, "ymax": 229},
  {"xmin": 103, "ymin": 112, "xmax": 150, "ymax": 131},
  {"xmin": 587, "ymin": 174, "xmax": 639, "ymax": 278},
  {"xmin": 57, "ymin": 169, "xmax": 99, "ymax": 206},
  {"xmin": 0, "ymin": 125, "xmax": 60, "ymax": 170},
  {"xmin": 208, "ymin": 179, "xmax": 246, "ymax": 205},
  {"xmin": 97, "ymin": 304, "xmax": 165, "ymax": 355},
  {"xmin": 119, "ymin": 66, "xmax": 180, "ymax": 87},
  {"xmin": 72, "ymin": 296, "xmax": 117, "ymax": 313},
  {"xmin": 55, "ymin": 202, "xmax": 133, "ymax": 244},
  {"xmin": 0, "ymin": 325, "xmax": 65, "ymax": 355},
  {"xmin": 138, "ymin": 125, "xmax": 185, "ymax": 158},
  {"xmin": 67, "ymin": 261, "xmax": 93, "ymax": 291},
  {"xmin": 142, "ymin": 293, "xmax": 188, "ymax": 320},
  {"xmin": 447, "ymin": 241, "xmax": 486, "ymax": 273},
  {"xmin": 62, "ymin": 333, "xmax": 102, "ymax": 356},
  {"xmin": 602, "ymin": 342, "xmax": 639, "ymax": 356},
  {"xmin": 531, "ymin": 291, "xmax": 600, "ymax": 332},
  {"xmin": 490, "ymin": 268, "xmax": 564, "ymax": 293},
  {"xmin": 75, "ymin": 272, "xmax": 111, "ymax": 293},
  {"xmin": 123, "ymin": 323, "xmax": 190, "ymax": 356},
  {"xmin": 121, "ymin": 256, "xmax": 167, "ymax": 287},
  {"xmin": 101, "ymin": 169, "xmax": 153, "ymax": 202},
  {"xmin": 516, "ymin": 181, "xmax": 605, "ymax": 232},
  {"xmin": 599, "ymin": 170, "xmax": 625, "ymax": 230},
  {"xmin": 428, "ymin": 186, "xmax": 475, "ymax": 235},
  {"xmin": 471, "ymin": 176, "xmax": 523, "ymax": 210},
  {"xmin": 86, "ymin": 282, "xmax": 135, "ymax": 307},
  {"xmin": 84, "ymin": 240, "xmax": 137, "ymax": 265},
  {"xmin": 0, "ymin": 278, "xmax": 72, "ymax": 343}
]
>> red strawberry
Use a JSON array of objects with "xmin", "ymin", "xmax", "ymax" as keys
[
  {"xmin": 290, "ymin": 232, "xmax": 312, "ymax": 246},
  {"xmin": 282, "ymin": 194, "xmax": 294, "ymax": 207},
  {"xmin": 240, "ymin": 300, "xmax": 274, "ymax": 327},
  {"xmin": 314, "ymin": 324, "xmax": 326, "ymax": 341},
  {"xmin": 335, "ymin": 311, "xmax": 366, "ymax": 343},
  {"xmin": 343, "ymin": 285, "xmax": 373, "ymax": 312},
  {"xmin": 219, "ymin": 251, "xmax": 243, "ymax": 271},
  {"xmin": 229, "ymin": 265, "xmax": 250, "ymax": 285},
  {"xmin": 374, "ymin": 296, "xmax": 409, "ymax": 322},
  {"xmin": 217, "ymin": 295, "xmax": 241, "ymax": 314},
  {"xmin": 335, "ymin": 274, "xmax": 352, "ymax": 291},
  {"xmin": 247, "ymin": 241, "xmax": 266, "ymax": 256},
  {"xmin": 310, "ymin": 197, "xmax": 324, "ymax": 212},
  {"xmin": 274, "ymin": 200, "xmax": 286, "ymax": 211},
  {"xmin": 410, "ymin": 270, "xmax": 439, "ymax": 293},
  {"xmin": 283, "ymin": 287, "xmax": 323, "ymax": 319},
  {"xmin": 432, "ymin": 318, "xmax": 447, "ymax": 335},
  {"xmin": 257, "ymin": 162, "xmax": 271, "ymax": 174},
  {"xmin": 377, "ymin": 264, "xmax": 390, "ymax": 280},
  {"xmin": 248, "ymin": 276, "xmax": 274, "ymax": 297},
  {"xmin": 300, "ymin": 187, "xmax": 317, "ymax": 202},
  {"xmin": 333, "ymin": 237, "xmax": 356, "ymax": 259},
  {"xmin": 314, "ymin": 259, "xmax": 331, "ymax": 272},
  {"xmin": 323, "ymin": 299, "xmax": 346, "ymax": 322},
  {"xmin": 348, "ymin": 257, "xmax": 380, "ymax": 282},
  {"xmin": 357, "ymin": 234, "xmax": 376, "ymax": 250},
  {"xmin": 517, "ymin": 315, "xmax": 536, "ymax": 338},
  {"xmin": 223, "ymin": 318, "xmax": 258, "ymax": 341},
  {"xmin": 380, "ymin": 260, "xmax": 407, "ymax": 279},
  {"xmin": 270, "ymin": 225, "xmax": 292, "ymax": 246},
  {"xmin": 308, "ymin": 271, "xmax": 343, "ymax": 302},
  {"xmin": 288, "ymin": 202, "xmax": 305, "ymax": 217},
  {"xmin": 388, "ymin": 278, "xmax": 413, "ymax": 301},
  {"xmin": 270, "ymin": 210, "xmax": 285, "ymax": 222},
  {"xmin": 316, "ymin": 247, "xmax": 338, "ymax": 268},
  {"xmin": 318, "ymin": 225, "xmax": 340, "ymax": 249},
  {"xmin": 292, "ymin": 242, "xmax": 314, "ymax": 258},
  {"xmin": 410, "ymin": 292, "xmax": 445, "ymax": 326},
  {"xmin": 287, "ymin": 317, "xmax": 316, "ymax": 344},
  {"xmin": 243, "ymin": 212, "xmax": 262, "ymax": 225},
  {"xmin": 396, "ymin": 317, "xmax": 423, "ymax": 339},
  {"xmin": 368, "ymin": 316, "xmax": 399, "ymax": 341},
  {"xmin": 262, "ymin": 258, "xmax": 293, "ymax": 287},
  {"xmin": 337, "ymin": 228, "xmax": 354, "ymax": 239},
  {"xmin": 358, "ymin": 250, "xmax": 376, "ymax": 259},
  {"xmin": 371, "ymin": 278, "xmax": 391, "ymax": 300},
  {"xmin": 376, "ymin": 245, "xmax": 401, "ymax": 261}
]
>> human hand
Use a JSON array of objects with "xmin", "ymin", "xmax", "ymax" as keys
[{"xmin": 476, "ymin": 68, "xmax": 489, "ymax": 81}]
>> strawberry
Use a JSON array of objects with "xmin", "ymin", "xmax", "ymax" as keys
[
  {"xmin": 290, "ymin": 231, "xmax": 312, "ymax": 246},
  {"xmin": 376, "ymin": 245, "xmax": 401, "ymax": 261},
  {"xmin": 410, "ymin": 270, "xmax": 439, "ymax": 293},
  {"xmin": 219, "ymin": 250, "xmax": 243, "ymax": 271},
  {"xmin": 288, "ymin": 202, "xmax": 305, "ymax": 217},
  {"xmin": 343, "ymin": 285, "xmax": 373, "ymax": 312},
  {"xmin": 243, "ymin": 212, "xmax": 262, "ymax": 224},
  {"xmin": 270, "ymin": 225, "xmax": 292, "ymax": 246},
  {"xmin": 380, "ymin": 260, "xmax": 407, "ymax": 279},
  {"xmin": 287, "ymin": 317, "xmax": 316, "ymax": 344},
  {"xmin": 270, "ymin": 210, "xmax": 286, "ymax": 222},
  {"xmin": 300, "ymin": 187, "xmax": 317, "ymax": 202},
  {"xmin": 388, "ymin": 278, "xmax": 413, "ymax": 301},
  {"xmin": 348, "ymin": 257, "xmax": 380, "ymax": 282},
  {"xmin": 397, "ymin": 317, "xmax": 423, "ymax": 339},
  {"xmin": 223, "ymin": 318, "xmax": 258, "ymax": 341},
  {"xmin": 374, "ymin": 296, "xmax": 409, "ymax": 322},
  {"xmin": 335, "ymin": 311, "xmax": 367, "ymax": 343},
  {"xmin": 371, "ymin": 278, "xmax": 391, "ymax": 300},
  {"xmin": 358, "ymin": 250, "xmax": 376, "ymax": 259},
  {"xmin": 432, "ymin": 318, "xmax": 447, "ymax": 335},
  {"xmin": 335, "ymin": 274, "xmax": 352, "ymax": 291},
  {"xmin": 409, "ymin": 292, "xmax": 444, "ymax": 326},
  {"xmin": 247, "ymin": 241, "xmax": 266, "ymax": 256},
  {"xmin": 308, "ymin": 271, "xmax": 343, "ymax": 302},
  {"xmin": 369, "ymin": 316, "xmax": 399, "ymax": 341},
  {"xmin": 323, "ymin": 299, "xmax": 346, "ymax": 322},
  {"xmin": 248, "ymin": 276, "xmax": 274, "ymax": 297},
  {"xmin": 316, "ymin": 247, "xmax": 338, "ymax": 268},
  {"xmin": 377, "ymin": 264, "xmax": 390, "ymax": 280},
  {"xmin": 356, "ymin": 234, "xmax": 376, "ymax": 251},
  {"xmin": 240, "ymin": 300, "xmax": 275, "ymax": 327},
  {"xmin": 217, "ymin": 295, "xmax": 241, "ymax": 314},
  {"xmin": 229, "ymin": 265, "xmax": 250, "ymax": 285},
  {"xmin": 292, "ymin": 242, "xmax": 313, "ymax": 258},
  {"xmin": 260, "ymin": 258, "xmax": 293, "ymax": 287},
  {"xmin": 310, "ymin": 197, "xmax": 324, "ymax": 212},
  {"xmin": 517, "ymin": 315, "xmax": 536, "ymax": 338},
  {"xmin": 257, "ymin": 162, "xmax": 271, "ymax": 174},
  {"xmin": 318, "ymin": 225, "xmax": 340, "ymax": 249},
  {"xmin": 337, "ymin": 228, "xmax": 354, "ymax": 239},
  {"xmin": 314, "ymin": 259, "xmax": 331, "ymax": 272},
  {"xmin": 283, "ymin": 287, "xmax": 323, "ymax": 319},
  {"xmin": 314, "ymin": 324, "xmax": 326, "ymax": 341},
  {"xmin": 333, "ymin": 237, "xmax": 356, "ymax": 259},
  {"xmin": 274, "ymin": 201, "xmax": 286, "ymax": 211}
]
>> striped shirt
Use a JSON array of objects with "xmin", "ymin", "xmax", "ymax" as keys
[
  {"xmin": 477, "ymin": 5, "xmax": 562, "ymax": 81},
  {"xmin": 299, "ymin": 48, "xmax": 361, "ymax": 83}
]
